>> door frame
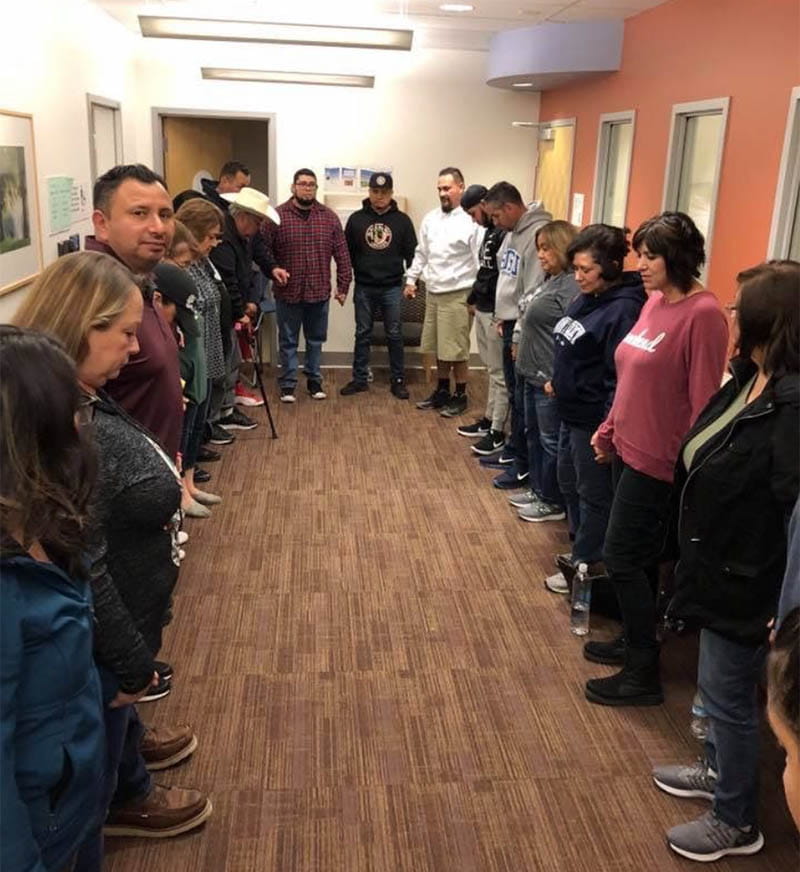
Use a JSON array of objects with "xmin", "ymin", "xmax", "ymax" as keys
[
  {"xmin": 533, "ymin": 117, "xmax": 576, "ymax": 217},
  {"xmin": 151, "ymin": 107, "xmax": 277, "ymax": 200},
  {"xmin": 87, "ymin": 93, "xmax": 123, "ymax": 182}
]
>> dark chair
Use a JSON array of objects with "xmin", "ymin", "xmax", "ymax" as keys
[{"xmin": 370, "ymin": 282, "xmax": 426, "ymax": 348}]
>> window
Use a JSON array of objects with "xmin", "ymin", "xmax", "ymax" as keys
[
  {"xmin": 663, "ymin": 98, "xmax": 729, "ymax": 267},
  {"xmin": 87, "ymin": 95, "xmax": 123, "ymax": 182},
  {"xmin": 768, "ymin": 86, "xmax": 800, "ymax": 259},
  {"xmin": 591, "ymin": 111, "xmax": 635, "ymax": 226}
]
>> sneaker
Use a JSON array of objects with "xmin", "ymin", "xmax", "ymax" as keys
[
  {"xmin": 218, "ymin": 409, "xmax": 257, "ymax": 430},
  {"xmin": 207, "ymin": 423, "xmax": 235, "ymax": 445},
  {"xmin": 176, "ymin": 531, "xmax": 189, "ymax": 546},
  {"xmin": 471, "ymin": 430, "xmax": 506, "ymax": 455},
  {"xmin": 508, "ymin": 489, "xmax": 540, "ymax": 508},
  {"xmin": 194, "ymin": 468, "xmax": 211, "ymax": 484},
  {"xmin": 104, "ymin": 784, "xmax": 212, "ymax": 838},
  {"xmin": 416, "ymin": 388, "xmax": 451, "ymax": 410},
  {"xmin": 518, "ymin": 501, "xmax": 566, "ymax": 523},
  {"xmin": 154, "ymin": 659, "xmax": 174, "ymax": 681},
  {"xmin": 280, "ymin": 387, "xmax": 296, "ymax": 403},
  {"xmin": 666, "ymin": 812, "xmax": 763, "ymax": 862},
  {"xmin": 477, "ymin": 452, "xmax": 508, "ymax": 469},
  {"xmin": 439, "ymin": 394, "xmax": 468, "ymax": 418},
  {"xmin": 653, "ymin": 760, "xmax": 717, "ymax": 801},
  {"xmin": 197, "ymin": 446, "xmax": 221, "ymax": 463},
  {"xmin": 367, "ymin": 367, "xmax": 375, "ymax": 383},
  {"xmin": 457, "ymin": 417, "xmax": 491, "ymax": 437},
  {"xmin": 340, "ymin": 381, "xmax": 368, "ymax": 396},
  {"xmin": 390, "ymin": 378, "xmax": 409, "ymax": 399},
  {"xmin": 140, "ymin": 724, "xmax": 197, "ymax": 771},
  {"xmin": 234, "ymin": 383, "xmax": 264, "ymax": 407},
  {"xmin": 308, "ymin": 380, "xmax": 327, "ymax": 400},
  {"xmin": 492, "ymin": 469, "xmax": 528, "ymax": 490},
  {"xmin": 583, "ymin": 635, "xmax": 626, "ymax": 664},
  {"xmin": 544, "ymin": 571, "xmax": 570, "ymax": 594},
  {"xmin": 138, "ymin": 675, "xmax": 171, "ymax": 703}
]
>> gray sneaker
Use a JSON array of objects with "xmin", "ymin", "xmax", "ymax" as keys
[
  {"xmin": 544, "ymin": 571, "xmax": 569, "ymax": 594},
  {"xmin": 666, "ymin": 811, "xmax": 764, "ymax": 862},
  {"xmin": 652, "ymin": 759, "xmax": 717, "ymax": 801},
  {"xmin": 508, "ymin": 489, "xmax": 540, "ymax": 508},
  {"xmin": 518, "ymin": 501, "xmax": 566, "ymax": 523}
]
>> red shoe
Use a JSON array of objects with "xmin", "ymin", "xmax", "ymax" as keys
[{"xmin": 234, "ymin": 383, "xmax": 264, "ymax": 407}]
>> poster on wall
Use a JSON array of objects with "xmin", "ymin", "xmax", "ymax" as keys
[
  {"xmin": 0, "ymin": 110, "xmax": 42, "ymax": 295},
  {"xmin": 325, "ymin": 165, "xmax": 394, "ymax": 192}
]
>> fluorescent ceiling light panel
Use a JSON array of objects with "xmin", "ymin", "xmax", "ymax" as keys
[
  {"xmin": 140, "ymin": 16, "xmax": 413, "ymax": 50},
  {"xmin": 511, "ymin": 121, "xmax": 536, "ymax": 127},
  {"xmin": 512, "ymin": 82, "xmax": 535, "ymax": 88},
  {"xmin": 202, "ymin": 68, "xmax": 375, "ymax": 88}
]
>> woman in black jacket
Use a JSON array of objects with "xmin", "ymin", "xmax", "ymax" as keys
[{"xmin": 651, "ymin": 260, "xmax": 799, "ymax": 863}]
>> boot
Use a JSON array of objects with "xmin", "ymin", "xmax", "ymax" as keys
[
  {"xmin": 584, "ymin": 645, "xmax": 663, "ymax": 707},
  {"xmin": 583, "ymin": 634, "xmax": 626, "ymax": 665}
]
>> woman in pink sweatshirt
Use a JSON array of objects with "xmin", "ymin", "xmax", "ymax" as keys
[{"xmin": 583, "ymin": 212, "xmax": 729, "ymax": 707}]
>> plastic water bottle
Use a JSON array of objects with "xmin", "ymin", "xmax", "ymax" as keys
[
  {"xmin": 570, "ymin": 562, "xmax": 592, "ymax": 636},
  {"xmin": 690, "ymin": 690, "xmax": 709, "ymax": 741}
]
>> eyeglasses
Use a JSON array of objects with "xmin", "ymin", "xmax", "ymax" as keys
[{"xmin": 294, "ymin": 181, "xmax": 318, "ymax": 189}]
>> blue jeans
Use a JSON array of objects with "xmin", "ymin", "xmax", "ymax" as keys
[
  {"xmin": 557, "ymin": 423, "xmax": 612, "ymax": 564},
  {"xmin": 276, "ymin": 298, "xmax": 330, "ymax": 388},
  {"xmin": 524, "ymin": 381, "xmax": 563, "ymax": 506},
  {"xmin": 699, "ymin": 629, "xmax": 767, "ymax": 828},
  {"xmin": 501, "ymin": 321, "xmax": 519, "ymax": 460},
  {"xmin": 353, "ymin": 284, "xmax": 404, "ymax": 383}
]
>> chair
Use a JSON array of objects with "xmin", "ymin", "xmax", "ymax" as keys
[{"xmin": 370, "ymin": 282, "xmax": 435, "ymax": 379}]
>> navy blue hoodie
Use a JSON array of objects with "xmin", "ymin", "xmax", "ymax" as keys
[{"xmin": 552, "ymin": 270, "xmax": 646, "ymax": 429}]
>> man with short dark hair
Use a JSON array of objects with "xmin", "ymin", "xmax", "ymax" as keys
[
  {"xmin": 264, "ymin": 168, "xmax": 353, "ymax": 402},
  {"xmin": 405, "ymin": 167, "xmax": 482, "ymax": 417},
  {"xmin": 340, "ymin": 172, "xmax": 417, "ymax": 399}
]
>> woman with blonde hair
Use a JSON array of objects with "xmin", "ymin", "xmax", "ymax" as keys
[{"xmin": 13, "ymin": 251, "xmax": 211, "ymax": 858}]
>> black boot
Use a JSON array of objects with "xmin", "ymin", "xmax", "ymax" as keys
[
  {"xmin": 583, "ymin": 634, "xmax": 626, "ymax": 665},
  {"xmin": 584, "ymin": 645, "xmax": 663, "ymax": 707}
]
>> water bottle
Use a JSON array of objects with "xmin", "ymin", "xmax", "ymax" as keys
[
  {"xmin": 570, "ymin": 562, "xmax": 592, "ymax": 636},
  {"xmin": 690, "ymin": 690, "xmax": 709, "ymax": 741}
]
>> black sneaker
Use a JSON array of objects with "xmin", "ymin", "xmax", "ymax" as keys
[
  {"xmin": 139, "ymin": 674, "xmax": 172, "ymax": 703},
  {"xmin": 194, "ymin": 468, "xmax": 211, "ymax": 483},
  {"xmin": 457, "ymin": 417, "xmax": 491, "ymax": 437},
  {"xmin": 197, "ymin": 446, "xmax": 221, "ymax": 463},
  {"xmin": 439, "ymin": 394, "xmax": 468, "ymax": 418},
  {"xmin": 218, "ymin": 408, "xmax": 258, "ymax": 430},
  {"xmin": 390, "ymin": 378, "xmax": 409, "ymax": 399},
  {"xmin": 340, "ymin": 381, "xmax": 368, "ymax": 396},
  {"xmin": 279, "ymin": 387, "xmax": 296, "ymax": 403},
  {"xmin": 471, "ymin": 430, "xmax": 506, "ymax": 455},
  {"xmin": 154, "ymin": 660, "xmax": 174, "ymax": 681},
  {"xmin": 308, "ymin": 380, "xmax": 327, "ymax": 400},
  {"xmin": 208, "ymin": 423, "xmax": 235, "ymax": 445},
  {"xmin": 416, "ymin": 388, "xmax": 451, "ymax": 410}
]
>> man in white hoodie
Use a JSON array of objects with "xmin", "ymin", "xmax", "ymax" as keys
[
  {"xmin": 483, "ymin": 182, "xmax": 552, "ymax": 488},
  {"xmin": 405, "ymin": 167, "xmax": 483, "ymax": 417}
]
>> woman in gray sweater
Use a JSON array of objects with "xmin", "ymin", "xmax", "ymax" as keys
[{"xmin": 511, "ymin": 220, "xmax": 579, "ymax": 522}]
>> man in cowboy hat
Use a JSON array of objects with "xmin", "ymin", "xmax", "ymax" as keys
[{"xmin": 209, "ymin": 186, "xmax": 281, "ymax": 430}]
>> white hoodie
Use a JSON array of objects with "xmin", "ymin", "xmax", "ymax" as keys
[{"xmin": 406, "ymin": 205, "xmax": 483, "ymax": 294}]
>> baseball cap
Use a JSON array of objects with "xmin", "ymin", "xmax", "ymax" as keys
[
  {"xmin": 368, "ymin": 172, "xmax": 393, "ymax": 190},
  {"xmin": 461, "ymin": 184, "xmax": 488, "ymax": 211}
]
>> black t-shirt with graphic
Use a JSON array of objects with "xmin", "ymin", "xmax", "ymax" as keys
[{"xmin": 344, "ymin": 199, "xmax": 418, "ymax": 288}]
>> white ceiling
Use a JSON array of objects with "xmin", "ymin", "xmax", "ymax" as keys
[{"xmin": 91, "ymin": 0, "xmax": 670, "ymax": 50}]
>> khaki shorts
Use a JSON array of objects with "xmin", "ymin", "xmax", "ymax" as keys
[{"xmin": 420, "ymin": 288, "xmax": 471, "ymax": 361}]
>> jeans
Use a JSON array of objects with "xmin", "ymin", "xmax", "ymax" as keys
[
  {"xmin": 604, "ymin": 459, "xmax": 672, "ymax": 649},
  {"xmin": 558, "ymin": 423, "xmax": 613, "ymax": 564},
  {"xmin": 276, "ymin": 298, "xmax": 330, "ymax": 388},
  {"xmin": 699, "ymin": 629, "xmax": 767, "ymax": 828},
  {"xmin": 524, "ymin": 381, "xmax": 563, "ymax": 506},
  {"xmin": 208, "ymin": 330, "xmax": 240, "ymax": 422},
  {"xmin": 501, "ymin": 320, "xmax": 519, "ymax": 459},
  {"xmin": 180, "ymin": 384, "xmax": 210, "ymax": 470},
  {"xmin": 473, "ymin": 311, "xmax": 508, "ymax": 431},
  {"xmin": 353, "ymin": 284, "xmax": 404, "ymax": 383}
]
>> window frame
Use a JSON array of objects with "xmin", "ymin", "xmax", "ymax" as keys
[
  {"xmin": 768, "ymin": 85, "xmax": 800, "ymax": 258},
  {"xmin": 590, "ymin": 110, "xmax": 636, "ymax": 225}
]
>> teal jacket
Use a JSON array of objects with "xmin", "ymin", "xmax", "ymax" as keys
[{"xmin": 1, "ymin": 550, "xmax": 104, "ymax": 871}]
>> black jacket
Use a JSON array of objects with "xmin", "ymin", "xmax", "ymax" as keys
[
  {"xmin": 209, "ymin": 212, "xmax": 256, "ymax": 322},
  {"xmin": 669, "ymin": 358, "xmax": 800, "ymax": 645},
  {"xmin": 468, "ymin": 224, "xmax": 506, "ymax": 312},
  {"xmin": 344, "ymin": 199, "xmax": 417, "ymax": 288}
]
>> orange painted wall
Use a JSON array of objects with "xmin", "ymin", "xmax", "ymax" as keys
[{"xmin": 539, "ymin": 0, "xmax": 800, "ymax": 301}]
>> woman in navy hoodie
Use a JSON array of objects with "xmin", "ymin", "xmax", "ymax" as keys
[
  {"xmin": 551, "ymin": 224, "xmax": 646, "ymax": 581},
  {"xmin": 1, "ymin": 327, "xmax": 105, "ymax": 871}
]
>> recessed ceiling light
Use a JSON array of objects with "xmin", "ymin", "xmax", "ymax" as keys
[
  {"xmin": 439, "ymin": 4, "xmax": 475, "ymax": 12},
  {"xmin": 140, "ymin": 16, "xmax": 413, "ymax": 51},
  {"xmin": 201, "ymin": 68, "xmax": 375, "ymax": 88},
  {"xmin": 512, "ymin": 82, "xmax": 535, "ymax": 88}
]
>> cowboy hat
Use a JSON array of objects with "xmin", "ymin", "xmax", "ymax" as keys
[{"xmin": 221, "ymin": 187, "xmax": 280, "ymax": 225}]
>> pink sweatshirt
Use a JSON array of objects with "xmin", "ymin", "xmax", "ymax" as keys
[{"xmin": 595, "ymin": 290, "xmax": 729, "ymax": 483}]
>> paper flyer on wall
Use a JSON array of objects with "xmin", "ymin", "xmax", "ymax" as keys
[{"xmin": 325, "ymin": 165, "xmax": 393, "ymax": 191}]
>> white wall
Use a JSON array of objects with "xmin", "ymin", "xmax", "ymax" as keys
[{"xmin": 2, "ymin": 0, "xmax": 541, "ymax": 352}]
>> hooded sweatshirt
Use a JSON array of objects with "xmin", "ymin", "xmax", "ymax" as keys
[
  {"xmin": 468, "ymin": 224, "xmax": 506, "ymax": 312},
  {"xmin": 344, "ymin": 198, "xmax": 417, "ymax": 287},
  {"xmin": 552, "ymin": 270, "xmax": 646, "ymax": 429},
  {"xmin": 493, "ymin": 202, "xmax": 553, "ymax": 321}
]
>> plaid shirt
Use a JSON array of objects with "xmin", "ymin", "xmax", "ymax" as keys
[{"xmin": 263, "ymin": 199, "xmax": 352, "ymax": 304}]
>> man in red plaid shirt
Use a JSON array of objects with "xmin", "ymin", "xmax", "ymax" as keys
[{"xmin": 263, "ymin": 168, "xmax": 352, "ymax": 402}]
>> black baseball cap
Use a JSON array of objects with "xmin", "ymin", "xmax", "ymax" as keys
[
  {"xmin": 368, "ymin": 172, "xmax": 393, "ymax": 190},
  {"xmin": 461, "ymin": 184, "xmax": 488, "ymax": 211}
]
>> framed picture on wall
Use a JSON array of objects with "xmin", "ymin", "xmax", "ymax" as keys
[{"xmin": 0, "ymin": 110, "xmax": 43, "ymax": 295}]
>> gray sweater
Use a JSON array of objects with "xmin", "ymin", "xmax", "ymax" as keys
[{"xmin": 514, "ymin": 270, "xmax": 580, "ymax": 385}]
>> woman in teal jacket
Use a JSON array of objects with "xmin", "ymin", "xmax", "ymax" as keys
[{"xmin": 0, "ymin": 327, "xmax": 105, "ymax": 871}]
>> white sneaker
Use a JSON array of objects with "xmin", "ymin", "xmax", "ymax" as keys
[
  {"xmin": 280, "ymin": 389, "xmax": 296, "ymax": 403},
  {"xmin": 544, "ymin": 571, "xmax": 569, "ymax": 594},
  {"xmin": 177, "ymin": 531, "xmax": 189, "ymax": 545}
]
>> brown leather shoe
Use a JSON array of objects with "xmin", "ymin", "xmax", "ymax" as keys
[
  {"xmin": 140, "ymin": 724, "xmax": 197, "ymax": 771},
  {"xmin": 104, "ymin": 784, "xmax": 212, "ymax": 838}
]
